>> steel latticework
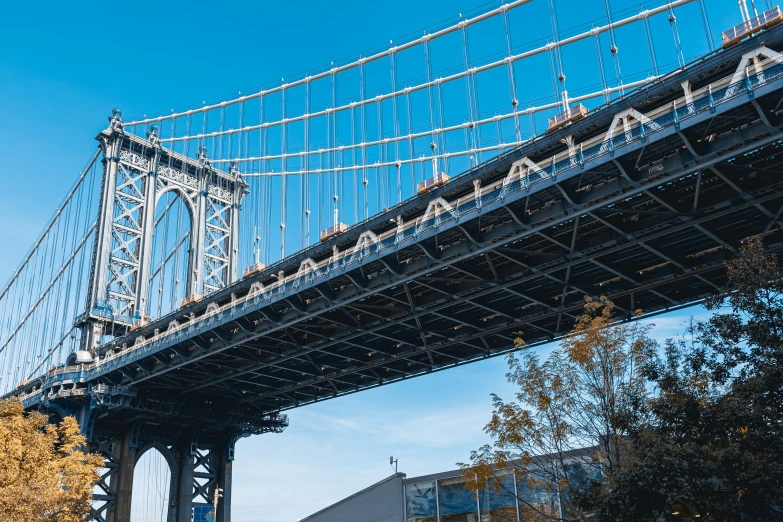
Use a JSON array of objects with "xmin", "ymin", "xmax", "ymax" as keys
[{"xmin": 2, "ymin": 1, "xmax": 783, "ymax": 521}]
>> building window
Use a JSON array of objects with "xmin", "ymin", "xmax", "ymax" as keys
[
  {"xmin": 438, "ymin": 476, "xmax": 478, "ymax": 522},
  {"xmin": 406, "ymin": 481, "xmax": 438, "ymax": 522},
  {"xmin": 517, "ymin": 471, "xmax": 560, "ymax": 520},
  {"xmin": 479, "ymin": 471, "xmax": 517, "ymax": 522}
]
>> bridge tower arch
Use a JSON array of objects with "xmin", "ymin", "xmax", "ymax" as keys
[
  {"xmin": 81, "ymin": 109, "xmax": 248, "ymax": 352},
  {"xmin": 131, "ymin": 442, "xmax": 178, "ymax": 522},
  {"xmin": 146, "ymin": 186, "xmax": 195, "ymax": 319}
]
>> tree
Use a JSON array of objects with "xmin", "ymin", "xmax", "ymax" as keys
[
  {"xmin": 582, "ymin": 237, "xmax": 783, "ymax": 521},
  {"xmin": 0, "ymin": 398, "xmax": 103, "ymax": 522},
  {"xmin": 460, "ymin": 296, "xmax": 656, "ymax": 521}
]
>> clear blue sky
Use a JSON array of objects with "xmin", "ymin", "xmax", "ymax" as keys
[{"xmin": 0, "ymin": 0, "xmax": 747, "ymax": 520}]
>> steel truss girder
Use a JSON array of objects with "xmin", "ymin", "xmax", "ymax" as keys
[
  {"xmin": 14, "ymin": 35, "xmax": 783, "ymax": 421},
  {"xmin": 94, "ymin": 91, "xmax": 783, "ymax": 405}
]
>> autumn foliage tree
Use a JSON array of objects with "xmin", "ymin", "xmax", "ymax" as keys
[
  {"xmin": 465, "ymin": 238, "xmax": 783, "ymax": 521},
  {"xmin": 0, "ymin": 398, "xmax": 103, "ymax": 522},
  {"xmin": 461, "ymin": 297, "xmax": 656, "ymax": 521},
  {"xmin": 582, "ymin": 237, "xmax": 783, "ymax": 521}
]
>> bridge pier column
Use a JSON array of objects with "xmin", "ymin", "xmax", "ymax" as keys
[
  {"xmin": 215, "ymin": 439, "xmax": 235, "ymax": 522},
  {"xmin": 175, "ymin": 439, "xmax": 195, "ymax": 522},
  {"xmin": 105, "ymin": 427, "xmax": 137, "ymax": 522}
]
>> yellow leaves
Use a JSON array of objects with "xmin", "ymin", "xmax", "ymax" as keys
[
  {"xmin": 0, "ymin": 398, "xmax": 102, "ymax": 522},
  {"xmin": 464, "ymin": 296, "xmax": 655, "ymax": 514},
  {"xmin": 734, "ymin": 426, "xmax": 749, "ymax": 438}
]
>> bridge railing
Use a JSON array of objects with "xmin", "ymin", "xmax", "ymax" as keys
[{"xmin": 13, "ymin": 49, "xmax": 783, "ymax": 396}]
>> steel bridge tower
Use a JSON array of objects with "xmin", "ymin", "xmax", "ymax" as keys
[
  {"xmin": 71, "ymin": 111, "xmax": 278, "ymax": 522},
  {"xmin": 81, "ymin": 109, "xmax": 247, "ymax": 352}
]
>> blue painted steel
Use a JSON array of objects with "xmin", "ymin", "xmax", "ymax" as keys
[{"xmin": 193, "ymin": 505, "xmax": 215, "ymax": 522}]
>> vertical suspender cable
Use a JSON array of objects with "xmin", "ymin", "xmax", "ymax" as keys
[
  {"xmin": 436, "ymin": 80, "xmax": 446, "ymax": 174},
  {"xmin": 424, "ymin": 34, "xmax": 438, "ymax": 177},
  {"xmin": 184, "ymin": 114, "xmax": 192, "ymax": 158},
  {"xmin": 494, "ymin": 113, "xmax": 502, "ymax": 153},
  {"xmin": 200, "ymin": 104, "xmax": 208, "ymax": 161},
  {"xmin": 331, "ymin": 68, "xmax": 339, "ymax": 228},
  {"xmin": 360, "ymin": 58, "xmax": 369, "ymax": 220},
  {"xmin": 668, "ymin": 3, "xmax": 685, "ymax": 69},
  {"xmin": 39, "ymin": 195, "xmax": 73, "ymax": 373},
  {"xmin": 593, "ymin": 28, "xmax": 610, "ymax": 103},
  {"xmin": 217, "ymin": 105, "xmax": 226, "ymax": 160},
  {"xmin": 548, "ymin": 44, "xmax": 561, "ymax": 107},
  {"xmin": 642, "ymin": 12, "xmax": 659, "ymax": 76},
  {"xmin": 318, "ymin": 152, "xmax": 324, "ymax": 233},
  {"xmin": 55, "ymin": 169, "xmax": 85, "ymax": 355},
  {"xmin": 72, "ymin": 164, "xmax": 96, "ymax": 353},
  {"xmin": 238, "ymin": 98, "xmax": 244, "ymax": 166},
  {"xmin": 281, "ymin": 82, "xmax": 287, "ymax": 259},
  {"xmin": 502, "ymin": 3, "xmax": 521, "ymax": 143},
  {"xmin": 299, "ymin": 163, "xmax": 304, "ymax": 250},
  {"xmin": 156, "ymin": 179, "xmax": 171, "ymax": 318},
  {"xmin": 259, "ymin": 93, "xmax": 267, "ymax": 263},
  {"xmin": 697, "ymin": 0, "xmax": 714, "ymax": 52},
  {"xmin": 377, "ymin": 101, "xmax": 386, "ymax": 209},
  {"xmin": 351, "ymin": 99, "xmax": 358, "ymax": 224},
  {"xmin": 305, "ymin": 79, "xmax": 311, "ymax": 246},
  {"xmin": 170, "ymin": 184, "xmax": 184, "ymax": 312},
  {"xmin": 226, "ymin": 118, "xmax": 233, "ymax": 169},
  {"xmin": 390, "ymin": 43, "xmax": 402, "ymax": 204},
  {"xmin": 529, "ymin": 102, "xmax": 536, "ymax": 137},
  {"xmin": 406, "ymin": 88, "xmax": 415, "ymax": 193},
  {"xmin": 298, "ymin": 84, "xmax": 304, "ymax": 251},
  {"xmin": 548, "ymin": 0, "xmax": 567, "ymax": 110},
  {"xmin": 460, "ymin": 14, "xmax": 481, "ymax": 165},
  {"xmin": 603, "ymin": 0, "xmax": 623, "ymax": 93}
]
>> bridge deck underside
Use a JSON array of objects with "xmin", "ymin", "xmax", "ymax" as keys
[
  {"xmin": 114, "ymin": 88, "xmax": 783, "ymax": 420},
  {"xmin": 16, "ymin": 29, "xmax": 783, "ymax": 433}
]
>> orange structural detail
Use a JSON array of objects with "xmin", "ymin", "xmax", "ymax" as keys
[
  {"xmin": 320, "ymin": 223, "xmax": 349, "ymax": 242},
  {"xmin": 547, "ymin": 104, "xmax": 589, "ymax": 132},
  {"xmin": 181, "ymin": 293, "xmax": 203, "ymax": 308},
  {"xmin": 129, "ymin": 316, "xmax": 152, "ymax": 332},
  {"xmin": 417, "ymin": 173, "xmax": 450, "ymax": 195},
  {"xmin": 242, "ymin": 263, "xmax": 266, "ymax": 279}
]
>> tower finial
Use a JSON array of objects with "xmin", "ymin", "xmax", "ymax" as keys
[
  {"xmin": 197, "ymin": 145, "xmax": 210, "ymax": 166},
  {"xmin": 146, "ymin": 124, "xmax": 160, "ymax": 147},
  {"xmin": 108, "ymin": 108, "xmax": 123, "ymax": 132}
]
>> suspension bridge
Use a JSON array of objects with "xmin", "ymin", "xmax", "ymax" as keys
[{"xmin": 2, "ymin": 0, "xmax": 783, "ymax": 520}]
